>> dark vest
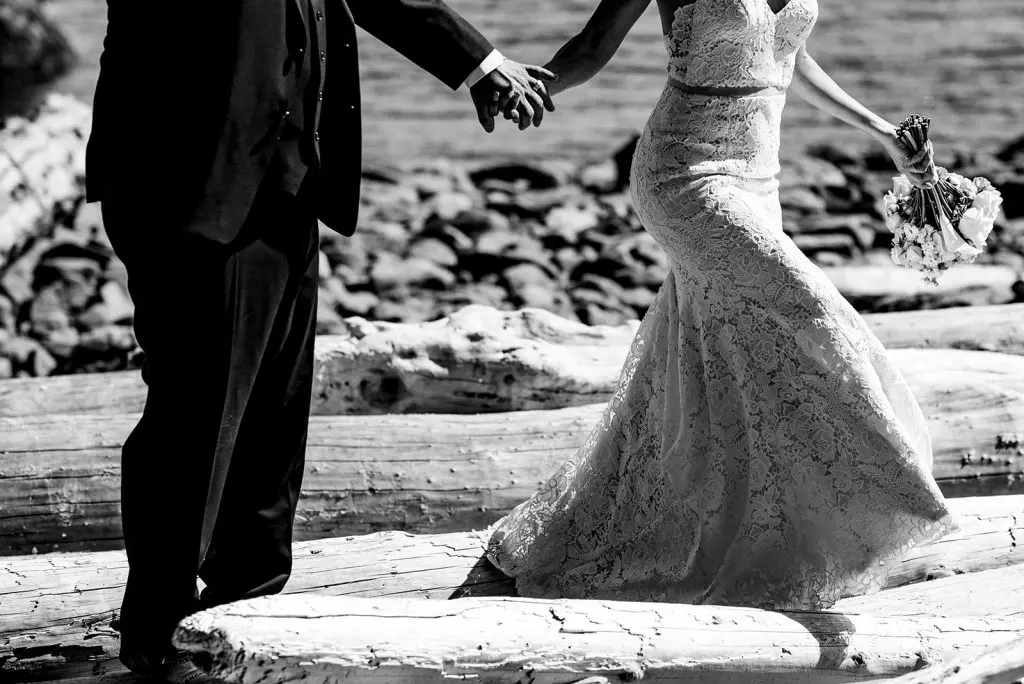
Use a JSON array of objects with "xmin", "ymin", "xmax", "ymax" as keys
[{"xmin": 267, "ymin": 0, "xmax": 327, "ymax": 195}]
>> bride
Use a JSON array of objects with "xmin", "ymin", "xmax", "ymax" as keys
[{"xmin": 485, "ymin": 0, "xmax": 956, "ymax": 610}]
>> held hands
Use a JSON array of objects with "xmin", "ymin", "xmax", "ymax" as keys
[
  {"xmin": 470, "ymin": 59, "xmax": 557, "ymax": 132},
  {"xmin": 881, "ymin": 129, "xmax": 939, "ymax": 189}
]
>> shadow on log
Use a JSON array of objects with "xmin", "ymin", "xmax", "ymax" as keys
[
  {"xmin": 2, "ymin": 304, "xmax": 1024, "ymax": 417},
  {"xmin": 2, "ymin": 494, "xmax": 1022, "ymax": 682},
  {"xmin": 167, "ymin": 564, "xmax": 1024, "ymax": 684},
  {"xmin": 4, "ymin": 347, "xmax": 1024, "ymax": 554}
]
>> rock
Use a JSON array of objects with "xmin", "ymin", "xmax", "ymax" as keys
[
  {"xmin": 436, "ymin": 283, "xmax": 509, "ymax": 311},
  {"xmin": 321, "ymin": 228, "xmax": 370, "ymax": 275},
  {"xmin": 26, "ymin": 285, "xmax": 69, "ymax": 334},
  {"xmin": 77, "ymin": 324, "xmax": 136, "ymax": 353},
  {"xmin": 995, "ymin": 132, "xmax": 1024, "ymax": 166},
  {"xmin": 494, "ymin": 186, "xmax": 584, "ymax": 217},
  {"xmin": 0, "ymin": 236, "xmax": 50, "ymax": 305},
  {"xmin": 576, "ymin": 159, "xmax": 618, "ymax": 193},
  {"xmin": 791, "ymin": 232, "xmax": 858, "ymax": 258},
  {"xmin": 3, "ymin": 334, "xmax": 55, "ymax": 376},
  {"xmin": 515, "ymin": 284, "xmax": 577, "ymax": 320},
  {"xmin": 806, "ymin": 141, "xmax": 866, "ymax": 169},
  {"xmin": 502, "ymin": 262, "xmax": 558, "ymax": 292},
  {"xmin": 407, "ymin": 237, "xmax": 458, "ymax": 268},
  {"xmin": 995, "ymin": 176, "xmax": 1024, "ymax": 220},
  {"xmin": 372, "ymin": 296, "xmax": 441, "ymax": 323},
  {"xmin": 779, "ymin": 185, "xmax": 827, "ymax": 214},
  {"xmin": 418, "ymin": 221, "xmax": 475, "ymax": 254},
  {"xmin": 39, "ymin": 323, "xmax": 78, "ymax": 358},
  {"xmin": 0, "ymin": 294, "xmax": 14, "ymax": 332},
  {"xmin": 370, "ymin": 253, "xmax": 455, "ymax": 291},
  {"xmin": 780, "ymin": 155, "xmax": 848, "ymax": 189},
  {"xmin": 797, "ymin": 213, "xmax": 879, "ymax": 251},
  {"xmin": 74, "ymin": 280, "xmax": 133, "ymax": 330},
  {"xmin": 337, "ymin": 291, "xmax": 380, "ymax": 317},
  {"xmin": 811, "ymin": 250, "xmax": 850, "ymax": 268},
  {"xmin": 357, "ymin": 220, "xmax": 411, "ymax": 254},
  {"xmin": 360, "ymin": 181, "xmax": 421, "ymax": 224},
  {"xmin": 398, "ymin": 159, "xmax": 478, "ymax": 197},
  {"xmin": 542, "ymin": 204, "xmax": 602, "ymax": 245},
  {"xmin": 0, "ymin": 0, "xmax": 76, "ymax": 116},
  {"xmin": 612, "ymin": 135, "xmax": 641, "ymax": 191},
  {"xmin": 576, "ymin": 301, "xmax": 637, "ymax": 327},
  {"xmin": 621, "ymin": 286, "xmax": 657, "ymax": 312},
  {"xmin": 0, "ymin": 95, "xmax": 91, "ymax": 270},
  {"xmin": 316, "ymin": 295, "xmax": 346, "ymax": 335},
  {"xmin": 427, "ymin": 191, "xmax": 475, "ymax": 221},
  {"xmin": 473, "ymin": 230, "xmax": 557, "ymax": 274},
  {"xmin": 0, "ymin": 355, "xmax": 11, "ymax": 379},
  {"xmin": 468, "ymin": 162, "xmax": 566, "ymax": 191}
]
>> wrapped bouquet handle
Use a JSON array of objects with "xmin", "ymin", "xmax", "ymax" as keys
[{"xmin": 882, "ymin": 115, "xmax": 1003, "ymax": 285}]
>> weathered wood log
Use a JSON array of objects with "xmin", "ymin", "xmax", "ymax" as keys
[
  {"xmin": 2, "ymin": 494, "xmax": 1022, "ymax": 682},
  {"xmin": 171, "ymin": 565, "xmax": 1024, "ymax": 684},
  {"xmin": 820, "ymin": 263, "xmax": 1021, "ymax": 310},
  {"xmin": 882, "ymin": 638, "xmax": 1024, "ymax": 684},
  {"xmin": 0, "ymin": 305, "xmax": 638, "ymax": 417},
  {"xmin": 5, "ymin": 347, "xmax": 1024, "ymax": 554},
  {"xmin": 860, "ymin": 302, "xmax": 1024, "ymax": 356},
  {"xmin": 3, "ymin": 304, "xmax": 1024, "ymax": 418}
]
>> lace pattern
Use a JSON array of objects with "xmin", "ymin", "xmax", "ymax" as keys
[
  {"xmin": 484, "ymin": 0, "xmax": 956, "ymax": 610},
  {"xmin": 666, "ymin": 0, "xmax": 818, "ymax": 90}
]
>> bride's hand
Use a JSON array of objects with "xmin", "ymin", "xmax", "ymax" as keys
[{"xmin": 880, "ymin": 128, "xmax": 939, "ymax": 189}]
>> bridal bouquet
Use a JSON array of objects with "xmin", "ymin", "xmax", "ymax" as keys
[{"xmin": 882, "ymin": 115, "xmax": 1003, "ymax": 286}]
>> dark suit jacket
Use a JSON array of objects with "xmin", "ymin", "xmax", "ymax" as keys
[{"xmin": 85, "ymin": 0, "xmax": 493, "ymax": 243}]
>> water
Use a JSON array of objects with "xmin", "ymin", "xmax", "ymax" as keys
[{"xmin": 39, "ymin": 0, "xmax": 1024, "ymax": 165}]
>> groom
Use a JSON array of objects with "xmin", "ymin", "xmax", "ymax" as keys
[{"xmin": 84, "ymin": 1, "xmax": 555, "ymax": 682}]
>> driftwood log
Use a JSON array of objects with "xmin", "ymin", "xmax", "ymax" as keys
[
  {"xmin": 4, "ymin": 346, "xmax": 1024, "ymax": 554},
  {"xmin": 169, "ymin": 561, "xmax": 1024, "ymax": 684},
  {"xmin": 882, "ymin": 638, "xmax": 1024, "ymax": 684},
  {"xmin": 2, "ymin": 303, "xmax": 1024, "ymax": 418},
  {"xmin": 2, "ymin": 494, "xmax": 1021, "ymax": 682}
]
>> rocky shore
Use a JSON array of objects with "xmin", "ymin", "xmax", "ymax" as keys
[{"xmin": 2, "ymin": 93, "xmax": 1024, "ymax": 379}]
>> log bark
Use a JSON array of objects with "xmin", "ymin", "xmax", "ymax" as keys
[
  {"xmin": 2, "ymin": 494, "xmax": 1021, "ymax": 682},
  {"xmin": 881, "ymin": 639, "xmax": 1024, "ymax": 684},
  {"xmin": 4, "ymin": 347, "xmax": 1024, "ymax": 554},
  {"xmin": 170, "ymin": 566, "xmax": 1024, "ymax": 684},
  {"xmin": 2, "ymin": 304, "xmax": 1024, "ymax": 418}
]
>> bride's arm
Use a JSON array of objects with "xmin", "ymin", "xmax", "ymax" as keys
[
  {"xmin": 790, "ymin": 46, "xmax": 937, "ymax": 187},
  {"xmin": 544, "ymin": 0, "xmax": 653, "ymax": 96}
]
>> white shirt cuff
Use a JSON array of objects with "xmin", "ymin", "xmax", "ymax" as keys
[{"xmin": 464, "ymin": 50, "xmax": 505, "ymax": 89}]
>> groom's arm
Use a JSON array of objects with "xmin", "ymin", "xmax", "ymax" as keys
[{"xmin": 347, "ymin": 0, "xmax": 499, "ymax": 91}]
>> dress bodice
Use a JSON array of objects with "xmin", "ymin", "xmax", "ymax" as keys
[{"xmin": 664, "ymin": 0, "xmax": 817, "ymax": 90}]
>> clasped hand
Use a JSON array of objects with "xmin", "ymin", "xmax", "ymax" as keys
[
  {"xmin": 883, "ymin": 133, "xmax": 939, "ymax": 189},
  {"xmin": 470, "ymin": 60, "xmax": 557, "ymax": 132}
]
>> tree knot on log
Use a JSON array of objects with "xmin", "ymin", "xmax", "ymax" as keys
[{"xmin": 359, "ymin": 370, "xmax": 408, "ymax": 410}]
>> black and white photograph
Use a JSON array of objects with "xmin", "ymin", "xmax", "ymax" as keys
[{"xmin": 1, "ymin": 0, "xmax": 1023, "ymax": 681}]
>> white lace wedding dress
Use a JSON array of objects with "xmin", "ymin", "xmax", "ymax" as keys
[{"xmin": 485, "ymin": 0, "xmax": 957, "ymax": 610}]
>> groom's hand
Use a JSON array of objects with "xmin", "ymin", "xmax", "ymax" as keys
[{"xmin": 470, "ymin": 60, "xmax": 557, "ymax": 133}]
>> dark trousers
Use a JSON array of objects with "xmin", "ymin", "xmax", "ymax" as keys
[{"xmin": 101, "ymin": 173, "xmax": 320, "ymax": 660}]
